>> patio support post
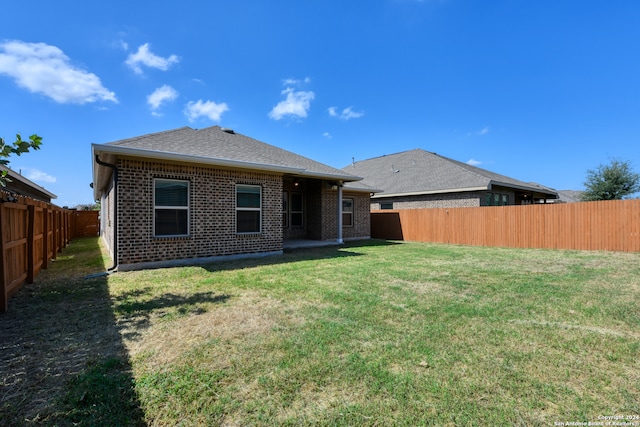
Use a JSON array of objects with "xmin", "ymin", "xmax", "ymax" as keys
[{"xmin": 337, "ymin": 181, "xmax": 343, "ymax": 244}]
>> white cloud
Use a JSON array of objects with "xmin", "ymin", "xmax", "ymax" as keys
[
  {"xmin": 467, "ymin": 159, "xmax": 482, "ymax": 166},
  {"xmin": 184, "ymin": 99, "xmax": 229, "ymax": 122},
  {"xmin": 147, "ymin": 85, "xmax": 178, "ymax": 111},
  {"xmin": 468, "ymin": 126, "xmax": 490, "ymax": 136},
  {"xmin": 283, "ymin": 77, "xmax": 311, "ymax": 86},
  {"xmin": 323, "ymin": 132, "xmax": 332, "ymax": 139},
  {"xmin": 18, "ymin": 167, "xmax": 56, "ymax": 184},
  {"xmin": 125, "ymin": 43, "xmax": 179, "ymax": 74},
  {"xmin": 269, "ymin": 88, "xmax": 315, "ymax": 120},
  {"xmin": 328, "ymin": 106, "xmax": 364, "ymax": 120},
  {"xmin": 0, "ymin": 40, "xmax": 117, "ymax": 104}
]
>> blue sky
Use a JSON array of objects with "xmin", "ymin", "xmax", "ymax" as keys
[{"xmin": 1, "ymin": 0, "xmax": 639, "ymax": 207}]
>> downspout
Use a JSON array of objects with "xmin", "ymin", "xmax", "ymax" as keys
[
  {"xmin": 337, "ymin": 181, "xmax": 343, "ymax": 244},
  {"xmin": 95, "ymin": 155, "xmax": 118, "ymax": 271}
]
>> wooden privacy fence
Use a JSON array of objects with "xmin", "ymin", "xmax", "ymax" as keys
[
  {"xmin": 71, "ymin": 210, "xmax": 100, "ymax": 238},
  {"xmin": 1, "ymin": 190, "xmax": 76, "ymax": 313},
  {"xmin": 372, "ymin": 199, "xmax": 640, "ymax": 252}
]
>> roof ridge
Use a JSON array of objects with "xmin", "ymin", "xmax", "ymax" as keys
[
  {"xmin": 107, "ymin": 126, "xmax": 194, "ymax": 146},
  {"xmin": 353, "ymin": 148, "xmax": 432, "ymax": 164}
]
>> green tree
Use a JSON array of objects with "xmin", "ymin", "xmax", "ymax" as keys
[
  {"xmin": 0, "ymin": 133, "xmax": 43, "ymax": 186},
  {"xmin": 581, "ymin": 159, "xmax": 640, "ymax": 201}
]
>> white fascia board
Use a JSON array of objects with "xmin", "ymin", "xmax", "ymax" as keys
[
  {"xmin": 371, "ymin": 186, "xmax": 489, "ymax": 199},
  {"xmin": 296, "ymin": 170, "xmax": 364, "ymax": 182}
]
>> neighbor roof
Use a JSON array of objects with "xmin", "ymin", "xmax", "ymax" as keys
[
  {"xmin": 342, "ymin": 149, "xmax": 558, "ymax": 199},
  {"xmin": 3, "ymin": 167, "xmax": 57, "ymax": 201},
  {"xmin": 93, "ymin": 126, "xmax": 362, "ymax": 199}
]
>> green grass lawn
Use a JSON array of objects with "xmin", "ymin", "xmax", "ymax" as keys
[{"xmin": 2, "ymin": 238, "xmax": 639, "ymax": 426}]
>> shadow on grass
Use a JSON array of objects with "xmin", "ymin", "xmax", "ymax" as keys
[
  {"xmin": 199, "ymin": 238, "xmax": 402, "ymax": 274},
  {"xmin": 0, "ymin": 237, "xmax": 146, "ymax": 426},
  {"xmin": 113, "ymin": 291, "xmax": 231, "ymax": 341},
  {"xmin": 0, "ymin": 237, "xmax": 400, "ymax": 426}
]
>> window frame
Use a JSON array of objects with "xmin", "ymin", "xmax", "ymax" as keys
[
  {"xmin": 236, "ymin": 184, "xmax": 262, "ymax": 234},
  {"xmin": 342, "ymin": 197, "xmax": 354, "ymax": 228},
  {"xmin": 153, "ymin": 178, "xmax": 190, "ymax": 237},
  {"xmin": 380, "ymin": 202, "xmax": 394, "ymax": 210},
  {"xmin": 486, "ymin": 192, "xmax": 510, "ymax": 206}
]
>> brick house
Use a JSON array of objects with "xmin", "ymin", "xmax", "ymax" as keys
[
  {"xmin": 342, "ymin": 149, "xmax": 558, "ymax": 210},
  {"xmin": 92, "ymin": 126, "xmax": 373, "ymax": 271}
]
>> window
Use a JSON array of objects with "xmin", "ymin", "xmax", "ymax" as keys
[
  {"xmin": 237, "ymin": 184, "xmax": 261, "ymax": 233},
  {"xmin": 282, "ymin": 191, "xmax": 289, "ymax": 228},
  {"xmin": 291, "ymin": 192, "xmax": 304, "ymax": 228},
  {"xmin": 380, "ymin": 202, "xmax": 394, "ymax": 210},
  {"xmin": 342, "ymin": 198, "xmax": 354, "ymax": 227},
  {"xmin": 154, "ymin": 179, "xmax": 189, "ymax": 236},
  {"xmin": 486, "ymin": 192, "xmax": 510, "ymax": 206}
]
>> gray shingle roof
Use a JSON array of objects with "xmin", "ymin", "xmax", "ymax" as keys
[
  {"xmin": 342, "ymin": 149, "xmax": 558, "ymax": 198},
  {"xmin": 95, "ymin": 125, "xmax": 361, "ymax": 181}
]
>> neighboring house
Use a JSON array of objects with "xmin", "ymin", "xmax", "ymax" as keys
[
  {"xmin": 92, "ymin": 126, "xmax": 372, "ymax": 271},
  {"xmin": 2, "ymin": 167, "xmax": 57, "ymax": 203},
  {"xmin": 342, "ymin": 149, "xmax": 558, "ymax": 210},
  {"xmin": 547, "ymin": 189, "xmax": 583, "ymax": 203}
]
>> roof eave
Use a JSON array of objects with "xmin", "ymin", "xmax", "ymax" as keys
[
  {"xmin": 91, "ymin": 144, "xmax": 360, "ymax": 197},
  {"xmin": 490, "ymin": 180, "xmax": 558, "ymax": 197},
  {"xmin": 371, "ymin": 186, "xmax": 489, "ymax": 199},
  {"xmin": 295, "ymin": 170, "xmax": 363, "ymax": 182},
  {"xmin": 5, "ymin": 168, "xmax": 57, "ymax": 199}
]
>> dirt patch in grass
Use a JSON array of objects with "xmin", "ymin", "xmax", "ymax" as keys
[{"xmin": 124, "ymin": 292, "xmax": 295, "ymax": 368}]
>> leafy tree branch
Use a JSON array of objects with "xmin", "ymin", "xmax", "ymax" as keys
[{"xmin": 0, "ymin": 133, "xmax": 43, "ymax": 186}]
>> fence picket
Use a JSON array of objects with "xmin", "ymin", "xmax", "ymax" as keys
[
  {"xmin": 0, "ymin": 190, "xmax": 99, "ymax": 313},
  {"xmin": 372, "ymin": 200, "xmax": 640, "ymax": 253}
]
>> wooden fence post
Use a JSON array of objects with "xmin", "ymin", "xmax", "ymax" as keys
[
  {"xmin": 27, "ymin": 204, "xmax": 35, "ymax": 284},
  {"xmin": 53, "ymin": 210, "xmax": 58, "ymax": 260},
  {"xmin": 0, "ymin": 202, "xmax": 7, "ymax": 313}
]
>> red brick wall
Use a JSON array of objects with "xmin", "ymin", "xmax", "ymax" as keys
[
  {"xmin": 115, "ymin": 158, "xmax": 282, "ymax": 266},
  {"xmin": 371, "ymin": 192, "xmax": 482, "ymax": 209},
  {"xmin": 371, "ymin": 190, "xmax": 520, "ymax": 210},
  {"xmin": 320, "ymin": 189, "xmax": 371, "ymax": 241}
]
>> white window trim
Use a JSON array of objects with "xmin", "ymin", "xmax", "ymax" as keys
[
  {"xmin": 343, "ymin": 197, "xmax": 354, "ymax": 228},
  {"xmin": 236, "ymin": 184, "xmax": 262, "ymax": 234},
  {"xmin": 153, "ymin": 178, "xmax": 190, "ymax": 237}
]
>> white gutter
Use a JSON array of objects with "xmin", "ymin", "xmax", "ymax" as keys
[{"xmin": 299, "ymin": 170, "xmax": 363, "ymax": 182}]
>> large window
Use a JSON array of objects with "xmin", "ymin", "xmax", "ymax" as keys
[
  {"xmin": 342, "ymin": 198, "xmax": 354, "ymax": 227},
  {"xmin": 290, "ymin": 192, "xmax": 304, "ymax": 228},
  {"xmin": 154, "ymin": 179, "xmax": 189, "ymax": 236},
  {"xmin": 237, "ymin": 184, "xmax": 262, "ymax": 233}
]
